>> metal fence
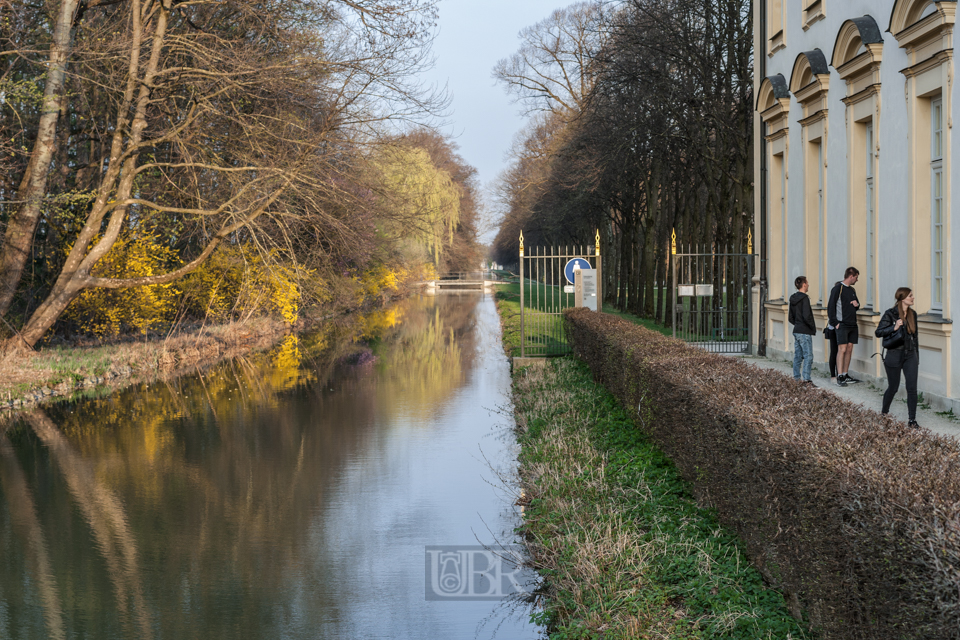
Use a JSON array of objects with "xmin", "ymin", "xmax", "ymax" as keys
[
  {"xmin": 519, "ymin": 242, "xmax": 601, "ymax": 357},
  {"xmin": 672, "ymin": 251, "xmax": 753, "ymax": 354}
]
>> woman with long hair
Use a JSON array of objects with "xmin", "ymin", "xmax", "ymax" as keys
[{"xmin": 874, "ymin": 287, "xmax": 920, "ymax": 428}]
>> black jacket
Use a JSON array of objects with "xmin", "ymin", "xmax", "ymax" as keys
[
  {"xmin": 875, "ymin": 306, "xmax": 919, "ymax": 354},
  {"xmin": 788, "ymin": 291, "xmax": 816, "ymax": 335},
  {"xmin": 827, "ymin": 281, "xmax": 859, "ymax": 327}
]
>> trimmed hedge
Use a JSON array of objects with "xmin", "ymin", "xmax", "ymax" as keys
[{"xmin": 565, "ymin": 308, "xmax": 960, "ymax": 640}]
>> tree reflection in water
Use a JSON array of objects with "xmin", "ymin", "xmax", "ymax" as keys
[{"xmin": 0, "ymin": 294, "xmax": 483, "ymax": 639}]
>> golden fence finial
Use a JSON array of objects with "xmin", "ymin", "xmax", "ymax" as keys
[
  {"xmin": 519, "ymin": 230, "xmax": 524, "ymax": 257},
  {"xmin": 747, "ymin": 228, "xmax": 753, "ymax": 254},
  {"xmin": 595, "ymin": 229, "xmax": 600, "ymax": 255},
  {"xmin": 671, "ymin": 228, "xmax": 677, "ymax": 255}
]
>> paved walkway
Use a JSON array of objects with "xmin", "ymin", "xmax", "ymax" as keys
[{"xmin": 740, "ymin": 355, "xmax": 960, "ymax": 439}]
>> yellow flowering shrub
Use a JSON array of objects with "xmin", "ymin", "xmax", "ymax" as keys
[
  {"xmin": 180, "ymin": 245, "xmax": 312, "ymax": 326},
  {"xmin": 358, "ymin": 264, "xmax": 403, "ymax": 304},
  {"xmin": 64, "ymin": 232, "xmax": 181, "ymax": 336}
]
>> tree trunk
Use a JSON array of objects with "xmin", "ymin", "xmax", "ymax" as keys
[
  {"xmin": 13, "ymin": 0, "xmax": 173, "ymax": 347},
  {"xmin": 0, "ymin": 0, "xmax": 80, "ymax": 316}
]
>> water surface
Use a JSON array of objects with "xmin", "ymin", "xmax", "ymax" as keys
[{"xmin": 0, "ymin": 293, "xmax": 540, "ymax": 639}]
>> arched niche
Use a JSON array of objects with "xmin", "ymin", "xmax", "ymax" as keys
[
  {"xmin": 889, "ymin": 0, "xmax": 956, "ymax": 35},
  {"xmin": 888, "ymin": 0, "xmax": 956, "ymax": 60},
  {"xmin": 757, "ymin": 74, "xmax": 791, "ymax": 136},
  {"xmin": 790, "ymin": 50, "xmax": 830, "ymax": 117},
  {"xmin": 831, "ymin": 16, "xmax": 884, "ymax": 90}
]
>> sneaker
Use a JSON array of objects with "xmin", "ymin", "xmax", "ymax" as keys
[
  {"xmin": 835, "ymin": 378, "xmax": 847, "ymax": 387},
  {"xmin": 802, "ymin": 380, "xmax": 814, "ymax": 386},
  {"xmin": 907, "ymin": 420, "xmax": 921, "ymax": 429},
  {"xmin": 843, "ymin": 374, "xmax": 861, "ymax": 384}
]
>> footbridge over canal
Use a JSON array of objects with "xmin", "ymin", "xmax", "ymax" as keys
[{"xmin": 422, "ymin": 271, "xmax": 505, "ymax": 292}]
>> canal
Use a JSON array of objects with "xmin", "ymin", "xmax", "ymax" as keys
[{"xmin": 0, "ymin": 293, "xmax": 542, "ymax": 639}]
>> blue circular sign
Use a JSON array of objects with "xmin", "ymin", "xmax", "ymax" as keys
[{"xmin": 564, "ymin": 258, "xmax": 590, "ymax": 284}]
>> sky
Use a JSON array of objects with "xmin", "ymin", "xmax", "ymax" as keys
[{"xmin": 421, "ymin": 0, "xmax": 572, "ymax": 237}]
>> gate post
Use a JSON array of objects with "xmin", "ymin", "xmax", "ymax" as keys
[
  {"xmin": 519, "ymin": 231, "xmax": 525, "ymax": 358},
  {"xmin": 671, "ymin": 229, "xmax": 677, "ymax": 339},
  {"xmin": 595, "ymin": 229, "xmax": 602, "ymax": 312}
]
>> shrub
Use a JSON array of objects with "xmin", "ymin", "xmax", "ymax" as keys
[
  {"xmin": 564, "ymin": 307, "xmax": 960, "ymax": 640},
  {"xmin": 180, "ymin": 246, "xmax": 311, "ymax": 325},
  {"xmin": 63, "ymin": 232, "xmax": 181, "ymax": 336}
]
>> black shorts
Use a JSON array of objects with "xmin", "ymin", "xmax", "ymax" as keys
[{"xmin": 836, "ymin": 324, "xmax": 859, "ymax": 345}]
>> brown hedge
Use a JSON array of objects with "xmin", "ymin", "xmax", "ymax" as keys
[{"xmin": 564, "ymin": 307, "xmax": 960, "ymax": 640}]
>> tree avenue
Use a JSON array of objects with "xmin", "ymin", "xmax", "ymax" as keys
[
  {"xmin": 492, "ymin": 0, "xmax": 752, "ymax": 324},
  {"xmin": 0, "ymin": 0, "xmax": 479, "ymax": 348}
]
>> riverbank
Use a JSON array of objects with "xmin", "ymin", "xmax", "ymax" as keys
[
  {"xmin": 0, "ymin": 316, "xmax": 301, "ymax": 410},
  {"xmin": 0, "ymin": 293, "xmax": 408, "ymax": 411},
  {"xmin": 512, "ymin": 358, "xmax": 810, "ymax": 639}
]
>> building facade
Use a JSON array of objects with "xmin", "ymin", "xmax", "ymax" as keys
[{"xmin": 753, "ymin": 0, "xmax": 959, "ymax": 407}]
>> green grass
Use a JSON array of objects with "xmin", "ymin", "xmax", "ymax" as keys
[
  {"xmin": 512, "ymin": 358, "xmax": 811, "ymax": 639},
  {"xmin": 600, "ymin": 304, "xmax": 672, "ymax": 336},
  {"xmin": 494, "ymin": 283, "xmax": 673, "ymax": 356}
]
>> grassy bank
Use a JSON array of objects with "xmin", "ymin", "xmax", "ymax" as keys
[
  {"xmin": 494, "ymin": 283, "xmax": 670, "ymax": 357},
  {"xmin": 512, "ymin": 358, "xmax": 810, "ymax": 639},
  {"xmin": 0, "ymin": 291, "xmax": 402, "ymax": 410},
  {"xmin": 0, "ymin": 316, "xmax": 296, "ymax": 409}
]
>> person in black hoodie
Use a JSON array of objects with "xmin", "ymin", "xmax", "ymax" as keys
[
  {"xmin": 788, "ymin": 276, "xmax": 816, "ymax": 384},
  {"xmin": 875, "ymin": 287, "xmax": 921, "ymax": 428},
  {"xmin": 826, "ymin": 267, "xmax": 861, "ymax": 386}
]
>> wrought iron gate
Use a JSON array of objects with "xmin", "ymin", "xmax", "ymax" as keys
[
  {"xmin": 672, "ymin": 247, "xmax": 754, "ymax": 354},
  {"xmin": 519, "ymin": 232, "xmax": 602, "ymax": 357}
]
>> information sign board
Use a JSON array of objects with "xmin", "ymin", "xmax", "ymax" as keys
[{"xmin": 574, "ymin": 269, "xmax": 598, "ymax": 311}]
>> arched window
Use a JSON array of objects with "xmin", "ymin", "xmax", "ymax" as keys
[
  {"xmin": 889, "ymin": 0, "xmax": 954, "ymax": 34},
  {"xmin": 789, "ymin": 50, "xmax": 830, "ymax": 303},
  {"xmin": 831, "ymin": 16, "xmax": 883, "ymax": 309},
  {"xmin": 890, "ymin": 0, "xmax": 956, "ymax": 317},
  {"xmin": 757, "ymin": 75, "xmax": 791, "ymax": 301}
]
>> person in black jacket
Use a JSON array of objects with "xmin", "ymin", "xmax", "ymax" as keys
[
  {"xmin": 788, "ymin": 276, "xmax": 816, "ymax": 384},
  {"xmin": 874, "ymin": 287, "xmax": 921, "ymax": 428},
  {"xmin": 826, "ymin": 267, "xmax": 861, "ymax": 386}
]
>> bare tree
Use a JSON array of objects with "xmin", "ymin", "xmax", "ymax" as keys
[
  {"xmin": 492, "ymin": 1, "xmax": 605, "ymax": 118},
  {"xmin": 0, "ymin": 0, "xmax": 83, "ymax": 315},
  {"xmin": 1, "ymin": 0, "xmax": 444, "ymax": 348}
]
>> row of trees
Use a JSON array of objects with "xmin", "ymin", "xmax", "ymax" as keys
[
  {"xmin": 0, "ymin": 0, "xmax": 480, "ymax": 348},
  {"xmin": 491, "ymin": 0, "xmax": 752, "ymax": 325}
]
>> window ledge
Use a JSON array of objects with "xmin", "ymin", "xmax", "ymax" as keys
[
  {"xmin": 917, "ymin": 313, "xmax": 952, "ymax": 324},
  {"xmin": 768, "ymin": 30, "xmax": 786, "ymax": 57},
  {"xmin": 857, "ymin": 309, "xmax": 881, "ymax": 317}
]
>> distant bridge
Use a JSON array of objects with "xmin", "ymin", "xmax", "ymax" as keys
[{"xmin": 422, "ymin": 271, "xmax": 506, "ymax": 292}]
